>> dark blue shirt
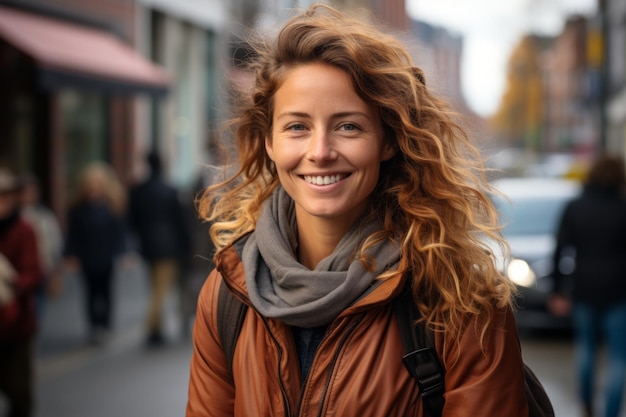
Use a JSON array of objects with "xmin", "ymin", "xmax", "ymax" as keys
[{"xmin": 292, "ymin": 325, "xmax": 327, "ymax": 382}]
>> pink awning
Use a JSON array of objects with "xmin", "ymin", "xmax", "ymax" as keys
[{"xmin": 0, "ymin": 6, "xmax": 169, "ymax": 95}]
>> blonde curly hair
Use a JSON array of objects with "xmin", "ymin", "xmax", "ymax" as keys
[
  {"xmin": 73, "ymin": 161, "xmax": 127, "ymax": 216},
  {"xmin": 199, "ymin": 3, "xmax": 514, "ymax": 343}
]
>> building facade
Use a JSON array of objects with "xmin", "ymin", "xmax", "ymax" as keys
[
  {"xmin": 134, "ymin": 0, "xmax": 230, "ymax": 187},
  {"xmin": 605, "ymin": 0, "xmax": 626, "ymax": 155},
  {"xmin": 0, "ymin": 0, "xmax": 231, "ymax": 221},
  {"xmin": 0, "ymin": 0, "xmax": 163, "ymax": 218},
  {"xmin": 542, "ymin": 17, "xmax": 595, "ymax": 155}
]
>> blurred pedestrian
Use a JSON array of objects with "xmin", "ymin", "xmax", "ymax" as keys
[
  {"xmin": 19, "ymin": 174, "xmax": 64, "ymax": 312},
  {"xmin": 186, "ymin": 5, "xmax": 529, "ymax": 416},
  {"xmin": 550, "ymin": 153, "xmax": 626, "ymax": 417},
  {"xmin": 128, "ymin": 151, "xmax": 191, "ymax": 346},
  {"xmin": 0, "ymin": 167, "xmax": 42, "ymax": 417},
  {"xmin": 63, "ymin": 162, "xmax": 127, "ymax": 345}
]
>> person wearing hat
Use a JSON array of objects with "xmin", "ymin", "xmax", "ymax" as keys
[{"xmin": 0, "ymin": 167, "xmax": 42, "ymax": 417}]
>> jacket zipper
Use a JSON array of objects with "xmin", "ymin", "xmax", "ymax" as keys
[
  {"xmin": 309, "ymin": 315, "xmax": 364, "ymax": 417},
  {"xmin": 226, "ymin": 276, "xmax": 365, "ymax": 416},
  {"xmin": 262, "ymin": 317, "xmax": 293, "ymax": 417}
]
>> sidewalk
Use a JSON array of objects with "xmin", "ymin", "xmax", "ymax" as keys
[
  {"xmin": 36, "ymin": 257, "xmax": 150, "ymax": 362},
  {"xmin": 30, "ymin": 256, "xmax": 198, "ymax": 417},
  {"xmin": 36, "ymin": 252, "xmax": 203, "ymax": 367}
]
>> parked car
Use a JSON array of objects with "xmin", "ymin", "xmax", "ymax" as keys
[{"xmin": 490, "ymin": 177, "xmax": 581, "ymax": 331}]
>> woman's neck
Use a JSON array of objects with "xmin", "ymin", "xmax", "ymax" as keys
[{"xmin": 296, "ymin": 216, "xmax": 352, "ymax": 270}]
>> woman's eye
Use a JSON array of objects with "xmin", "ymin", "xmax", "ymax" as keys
[
  {"xmin": 287, "ymin": 123, "xmax": 306, "ymax": 131},
  {"xmin": 340, "ymin": 123, "xmax": 359, "ymax": 132}
]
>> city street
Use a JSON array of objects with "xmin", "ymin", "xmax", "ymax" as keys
[
  {"xmin": 33, "ymin": 257, "xmax": 198, "ymax": 417},
  {"xmin": 1, "ymin": 1, "xmax": 623, "ymax": 416},
  {"xmin": 5, "ymin": 258, "xmax": 621, "ymax": 417}
]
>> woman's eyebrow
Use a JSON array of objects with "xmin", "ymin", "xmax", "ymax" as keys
[
  {"xmin": 275, "ymin": 111, "xmax": 310, "ymax": 121},
  {"xmin": 275, "ymin": 111, "xmax": 370, "ymax": 120}
]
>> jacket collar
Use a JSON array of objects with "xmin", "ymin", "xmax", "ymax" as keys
[{"xmin": 215, "ymin": 238, "xmax": 406, "ymax": 316}]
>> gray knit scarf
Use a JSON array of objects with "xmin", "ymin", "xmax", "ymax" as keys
[{"xmin": 242, "ymin": 186, "xmax": 400, "ymax": 327}]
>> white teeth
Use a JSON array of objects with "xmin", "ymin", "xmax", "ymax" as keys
[{"xmin": 304, "ymin": 175, "xmax": 344, "ymax": 185}]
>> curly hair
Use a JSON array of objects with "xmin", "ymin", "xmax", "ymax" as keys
[{"xmin": 199, "ymin": 3, "xmax": 514, "ymax": 343}]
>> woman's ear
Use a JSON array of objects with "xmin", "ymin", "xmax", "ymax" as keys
[
  {"xmin": 381, "ymin": 141, "xmax": 397, "ymax": 162},
  {"xmin": 265, "ymin": 136, "xmax": 275, "ymax": 161}
]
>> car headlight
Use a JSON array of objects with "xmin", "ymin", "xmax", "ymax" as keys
[{"xmin": 506, "ymin": 258, "xmax": 537, "ymax": 287}]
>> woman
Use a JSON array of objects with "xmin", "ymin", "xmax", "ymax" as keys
[
  {"xmin": 64, "ymin": 162, "xmax": 127, "ymax": 345},
  {"xmin": 187, "ymin": 4, "xmax": 528, "ymax": 416},
  {"xmin": 550, "ymin": 154, "xmax": 626, "ymax": 417}
]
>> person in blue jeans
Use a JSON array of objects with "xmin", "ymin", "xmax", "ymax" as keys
[
  {"xmin": 572, "ymin": 304, "xmax": 626, "ymax": 417},
  {"xmin": 550, "ymin": 153, "xmax": 626, "ymax": 417}
]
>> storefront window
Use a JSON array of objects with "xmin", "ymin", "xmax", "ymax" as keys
[
  {"xmin": 11, "ymin": 94, "xmax": 35, "ymax": 173},
  {"xmin": 61, "ymin": 90, "xmax": 107, "ymax": 199}
]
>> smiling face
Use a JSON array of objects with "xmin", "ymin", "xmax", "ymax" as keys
[{"xmin": 265, "ymin": 62, "xmax": 395, "ymax": 232}]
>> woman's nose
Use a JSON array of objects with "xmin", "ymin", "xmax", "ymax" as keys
[{"xmin": 307, "ymin": 130, "xmax": 336, "ymax": 162}]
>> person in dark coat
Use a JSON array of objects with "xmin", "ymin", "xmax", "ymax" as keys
[
  {"xmin": 128, "ymin": 151, "xmax": 191, "ymax": 346},
  {"xmin": 0, "ymin": 167, "xmax": 42, "ymax": 417},
  {"xmin": 63, "ymin": 162, "xmax": 127, "ymax": 345},
  {"xmin": 550, "ymin": 153, "xmax": 626, "ymax": 417}
]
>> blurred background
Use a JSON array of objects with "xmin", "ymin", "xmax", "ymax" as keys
[
  {"xmin": 1, "ymin": 0, "xmax": 619, "ymax": 199},
  {"xmin": 0, "ymin": 0, "xmax": 624, "ymax": 416}
]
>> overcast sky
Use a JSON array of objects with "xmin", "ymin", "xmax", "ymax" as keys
[{"xmin": 406, "ymin": 0, "xmax": 598, "ymax": 116}]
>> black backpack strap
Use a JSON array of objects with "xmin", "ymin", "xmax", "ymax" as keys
[
  {"xmin": 523, "ymin": 363, "xmax": 556, "ymax": 417},
  {"xmin": 392, "ymin": 287, "xmax": 445, "ymax": 417},
  {"xmin": 217, "ymin": 278, "xmax": 248, "ymax": 376}
]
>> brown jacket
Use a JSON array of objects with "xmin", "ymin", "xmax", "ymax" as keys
[{"xmin": 186, "ymin": 244, "xmax": 529, "ymax": 417}]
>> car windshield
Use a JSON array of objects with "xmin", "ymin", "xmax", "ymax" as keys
[{"xmin": 493, "ymin": 196, "xmax": 570, "ymax": 238}]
